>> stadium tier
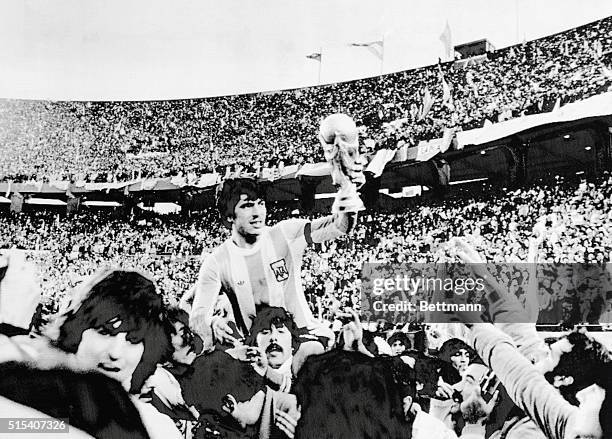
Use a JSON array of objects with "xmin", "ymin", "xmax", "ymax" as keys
[
  {"xmin": 0, "ymin": 16, "xmax": 611, "ymax": 185},
  {"xmin": 2, "ymin": 175, "xmax": 610, "ymax": 326}
]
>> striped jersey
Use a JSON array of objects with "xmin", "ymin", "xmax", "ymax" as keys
[{"xmin": 192, "ymin": 216, "xmax": 344, "ymax": 339}]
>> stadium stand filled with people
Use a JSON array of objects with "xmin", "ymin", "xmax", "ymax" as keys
[
  {"xmin": 0, "ymin": 16, "xmax": 611, "ymax": 183},
  {"xmin": 2, "ymin": 174, "xmax": 610, "ymax": 327}
]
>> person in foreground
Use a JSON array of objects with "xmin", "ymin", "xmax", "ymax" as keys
[
  {"xmin": 450, "ymin": 238, "xmax": 612, "ymax": 439},
  {"xmin": 0, "ymin": 266, "xmax": 182, "ymax": 439}
]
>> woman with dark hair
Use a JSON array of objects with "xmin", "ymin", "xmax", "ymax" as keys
[
  {"xmin": 438, "ymin": 338, "xmax": 476, "ymax": 377},
  {"xmin": 0, "ymin": 269, "xmax": 181, "ymax": 439},
  {"xmin": 387, "ymin": 331, "xmax": 411, "ymax": 356}
]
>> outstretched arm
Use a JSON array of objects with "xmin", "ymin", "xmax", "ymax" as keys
[
  {"xmin": 308, "ymin": 211, "xmax": 358, "ymax": 243},
  {"xmin": 470, "ymin": 324, "xmax": 575, "ymax": 439}
]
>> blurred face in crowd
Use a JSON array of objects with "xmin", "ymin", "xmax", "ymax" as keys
[
  {"xmin": 171, "ymin": 321, "xmax": 197, "ymax": 365},
  {"xmin": 455, "ymin": 363, "xmax": 491, "ymax": 423},
  {"xmin": 509, "ymin": 279, "xmax": 519, "ymax": 294},
  {"xmin": 450, "ymin": 349, "xmax": 470, "ymax": 375},
  {"xmin": 425, "ymin": 326, "xmax": 444, "ymax": 351},
  {"xmin": 562, "ymin": 301, "xmax": 574, "ymax": 320},
  {"xmin": 75, "ymin": 317, "xmax": 144, "ymax": 391},
  {"xmin": 232, "ymin": 194, "xmax": 267, "ymax": 238},
  {"xmin": 255, "ymin": 323, "xmax": 293, "ymax": 369},
  {"xmin": 391, "ymin": 340, "xmax": 407, "ymax": 356}
]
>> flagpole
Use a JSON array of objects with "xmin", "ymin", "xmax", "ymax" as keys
[
  {"xmin": 307, "ymin": 49, "xmax": 323, "ymax": 85},
  {"xmin": 515, "ymin": 0, "xmax": 520, "ymax": 44},
  {"xmin": 380, "ymin": 34, "xmax": 385, "ymax": 75},
  {"xmin": 318, "ymin": 46, "xmax": 322, "ymax": 85}
]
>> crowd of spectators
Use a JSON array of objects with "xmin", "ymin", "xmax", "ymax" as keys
[
  {"xmin": 2, "ymin": 174, "xmax": 610, "ymax": 327},
  {"xmin": 1, "ymin": 16, "xmax": 611, "ymax": 183},
  {"xmin": 2, "ymin": 176, "xmax": 612, "ymax": 438}
]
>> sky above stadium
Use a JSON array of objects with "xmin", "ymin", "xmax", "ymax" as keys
[{"xmin": 1, "ymin": 0, "xmax": 611, "ymax": 101}]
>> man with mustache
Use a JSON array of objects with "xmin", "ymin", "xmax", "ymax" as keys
[
  {"xmin": 453, "ymin": 363, "xmax": 498, "ymax": 438},
  {"xmin": 242, "ymin": 306, "xmax": 303, "ymax": 392}
]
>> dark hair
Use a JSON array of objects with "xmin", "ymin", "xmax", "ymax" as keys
[
  {"xmin": 216, "ymin": 178, "xmax": 266, "ymax": 228},
  {"xmin": 293, "ymin": 350, "xmax": 414, "ymax": 439},
  {"xmin": 411, "ymin": 329, "xmax": 428, "ymax": 353},
  {"xmin": 438, "ymin": 338, "xmax": 475, "ymax": 364},
  {"xmin": 244, "ymin": 306, "xmax": 300, "ymax": 352},
  {"xmin": 387, "ymin": 332, "xmax": 412, "ymax": 350},
  {"xmin": 0, "ymin": 362, "xmax": 149, "ymax": 439},
  {"xmin": 166, "ymin": 307, "xmax": 204, "ymax": 358},
  {"xmin": 410, "ymin": 353, "xmax": 461, "ymax": 395},
  {"xmin": 180, "ymin": 350, "xmax": 266, "ymax": 436},
  {"xmin": 545, "ymin": 330, "xmax": 612, "ymax": 406},
  {"xmin": 57, "ymin": 271, "xmax": 172, "ymax": 394}
]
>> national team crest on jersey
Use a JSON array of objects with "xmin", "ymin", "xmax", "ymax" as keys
[{"xmin": 270, "ymin": 259, "xmax": 289, "ymax": 282}]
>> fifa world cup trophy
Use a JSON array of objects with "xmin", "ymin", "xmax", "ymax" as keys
[{"xmin": 318, "ymin": 113, "xmax": 366, "ymax": 213}]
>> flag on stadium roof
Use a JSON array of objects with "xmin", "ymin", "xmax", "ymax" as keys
[
  {"xmin": 306, "ymin": 52, "xmax": 321, "ymax": 61},
  {"xmin": 350, "ymin": 40, "xmax": 384, "ymax": 61},
  {"xmin": 439, "ymin": 21, "xmax": 452, "ymax": 60}
]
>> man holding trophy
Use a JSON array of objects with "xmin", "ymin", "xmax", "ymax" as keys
[{"xmin": 190, "ymin": 113, "xmax": 366, "ymax": 356}]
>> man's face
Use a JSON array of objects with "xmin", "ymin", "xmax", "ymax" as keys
[
  {"xmin": 255, "ymin": 323, "xmax": 292, "ymax": 369},
  {"xmin": 562, "ymin": 302, "xmax": 574, "ymax": 319},
  {"xmin": 456, "ymin": 363, "xmax": 488, "ymax": 403},
  {"xmin": 75, "ymin": 318, "xmax": 144, "ymax": 391},
  {"xmin": 450, "ymin": 349, "xmax": 470, "ymax": 375},
  {"xmin": 391, "ymin": 340, "xmax": 406, "ymax": 356},
  {"xmin": 171, "ymin": 321, "xmax": 197, "ymax": 365},
  {"xmin": 231, "ymin": 194, "xmax": 267, "ymax": 237},
  {"xmin": 455, "ymin": 363, "xmax": 490, "ymax": 423}
]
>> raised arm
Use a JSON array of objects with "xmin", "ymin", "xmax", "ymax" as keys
[
  {"xmin": 470, "ymin": 324, "xmax": 575, "ymax": 439},
  {"xmin": 309, "ymin": 211, "xmax": 357, "ymax": 243},
  {"xmin": 525, "ymin": 230, "xmax": 544, "ymax": 322}
]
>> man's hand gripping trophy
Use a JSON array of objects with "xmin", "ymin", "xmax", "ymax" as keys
[{"xmin": 318, "ymin": 113, "xmax": 366, "ymax": 214}]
